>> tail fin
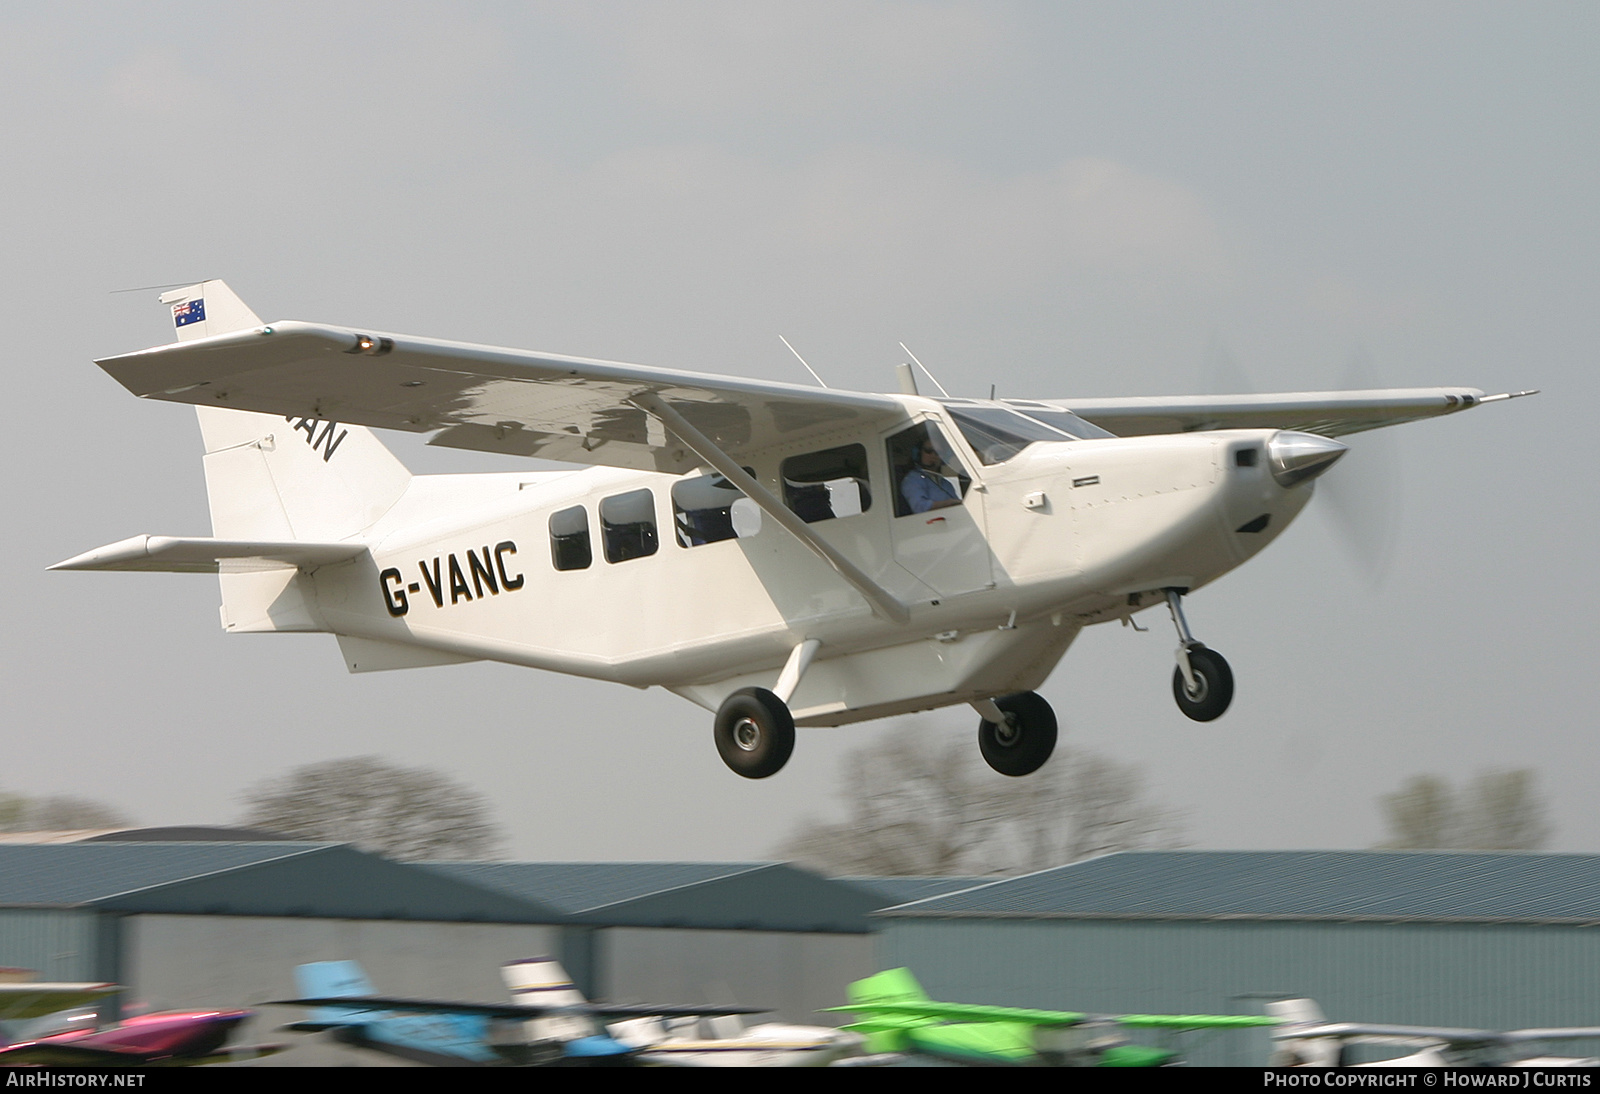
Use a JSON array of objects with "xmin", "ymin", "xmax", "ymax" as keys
[
  {"xmin": 501, "ymin": 958, "xmax": 595, "ymax": 1043},
  {"xmin": 289, "ymin": 961, "xmax": 379, "ymax": 1030},
  {"xmin": 158, "ymin": 281, "xmax": 411, "ymax": 632},
  {"xmin": 1266, "ymin": 998, "xmax": 1340, "ymax": 1067},
  {"xmin": 848, "ymin": 967, "xmax": 930, "ymax": 1006},
  {"xmin": 840, "ymin": 968, "xmax": 934, "ymax": 1055}
]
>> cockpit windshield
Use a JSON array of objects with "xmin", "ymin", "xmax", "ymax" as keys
[
  {"xmin": 939, "ymin": 403, "xmax": 1091, "ymax": 465},
  {"xmin": 1001, "ymin": 402, "xmax": 1118, "ymax": 440}
]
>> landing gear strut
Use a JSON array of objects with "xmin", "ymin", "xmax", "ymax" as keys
[
  {"xmin": 972, "ymin": 692, "xmax": 1057, "ymax": 776},
  {"xmin": 1165, "ymin": 588, "xmax": 1233, "ymax": 722}
]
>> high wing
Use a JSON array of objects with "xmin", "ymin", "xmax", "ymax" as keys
[
  {"xmin": 1053, "ymin": 388, "xmax": 1535, "ymax": 439},
  {"xmin": 97, "ymin": 321, "xmax": 905, "ymax": 476},
  {"xmin": 272, "ymin": 994, "xmax": 766, "ymax": 1021}
]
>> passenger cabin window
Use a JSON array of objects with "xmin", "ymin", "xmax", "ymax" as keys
[
  {"xmin": 673, "ymin": 471, "xmax": 751, "ymax": 547},
  {"xmin": 549, "ymin": 505, "xmax": 592, "ymax": 571},
  {"xmin": 781, "ymin": 444, "xmax": 871, "ymax": 523},
  {"xmin": 942, "ymin": 404, "xmax": 1076, "ymax": 466},
  {"xmin": 888, "ymin": 422, "xmax": 971, "ymax": 517},
  {"xmin": 600, "ymin": 489, "xmax": 659, "ymax": 563}
]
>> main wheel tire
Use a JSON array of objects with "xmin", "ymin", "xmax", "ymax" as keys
[
  {"xmin": 977, "ymin": 692, "xmax": 1058, "ymax": 777},
  {"xmin": 1171, "ymin": 645, "xmax": 1234, "ymax": 722},
  {"xmin": 714, "ymin": 687, "xmax": 796, "ymax": 779}
]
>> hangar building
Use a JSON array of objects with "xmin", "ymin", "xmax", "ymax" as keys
[{"xmin": 875, "ymin": 850, "xmax": 1600, "ymax": 1065}]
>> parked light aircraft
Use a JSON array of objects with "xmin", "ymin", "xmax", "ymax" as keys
[
  {"xmin": 55, "ymin": 281, "xmax": 1534, "ymax": 777},
  {"xmin": 277, "ymin": 958, "xmax": 852, "ymax": 1067},
  {"xmin": 1268, "ymin": 999, "xmax": 1600, "ymax": 1068},
  {"xmin": 278, "ymin": 959, "xmax": 632, "ymax": 1065},
  {"xmin": 0, "ymin": 1000, "xmax": 284, "ymax": 1066},
  {"xmin": 827, "ymin": 967, "xmax": 1277, "ymax": 1066}
]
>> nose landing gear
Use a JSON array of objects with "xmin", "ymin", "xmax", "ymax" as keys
[{"xmin": 1165, "ymin": 588, "xmax": 1234, "ymax": 722}]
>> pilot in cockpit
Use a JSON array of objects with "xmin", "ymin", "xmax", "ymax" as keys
[{"xmin": 901, "ymin": 435, "xmax": 963, "ymax": 514}]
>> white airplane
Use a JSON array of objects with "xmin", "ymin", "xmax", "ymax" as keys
[
  {"xmin": 55, "ymin": 280, "xmax": 1533, "ymax": 778},
  {"xmin": 1268, "ymin": 999, "xmax": 1600, "ymax": 1068},
  {"xmin": 501, "ymin": 958, "xmax": 862, "ymax": 1067}
]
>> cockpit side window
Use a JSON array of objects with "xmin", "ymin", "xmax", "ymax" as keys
[
  {"xmin": 888, "ymin": 422, "xmax": 971, "ymax": 517},
  {"xmin": 781, "ymin": 444, "xmax": 872, "ymax": 523}
]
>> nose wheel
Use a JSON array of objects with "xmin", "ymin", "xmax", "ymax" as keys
[
  {"xmin": 1171, "ymin": 645, "xmax": 1233, "ymax": 721},
  {"xmin": 1165, "ymin": 589, "xmax": 1234, "ymax": 722}
]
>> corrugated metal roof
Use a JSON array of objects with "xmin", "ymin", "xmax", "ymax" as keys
[
  {"xmin": 0, "ymin": 842, "xmax": 329, "ymax": 905},
  {"xmin": 840, "ymin": 876, "xmax": 997, "ymax": 906},
  {"xmin": 880, "ymin": 851, "xmax": 1600, "ymax": 923},
  {"xmin": 420, "ymin": 862, "xmax": 770, "ymax": 915},
  {"xmin": 421, "ymin": 862, "xmax": 885, "ymax": 933},
  {"xmin": 0, "ymin": 843, "xmax": 570, "ymax": 923},
  {"xmin": 584, "ymin": 864, "xmax": 883, "ymax": 933}
]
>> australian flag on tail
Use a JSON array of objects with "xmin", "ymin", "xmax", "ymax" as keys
[{"xmin": 172, "ymin": 298, "xmax": 206, "ymax": 327}]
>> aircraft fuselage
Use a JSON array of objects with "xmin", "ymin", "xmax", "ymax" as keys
[{"xmin": 292, "ymin": 402, "xmax": 1310, "ymax": 726}]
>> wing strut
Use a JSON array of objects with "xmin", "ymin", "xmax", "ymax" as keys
[{"xmin": 630, "ymin": 392, "xmax": 910, "ymax": 625}]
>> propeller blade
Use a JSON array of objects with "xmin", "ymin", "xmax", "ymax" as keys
[{"xmin": 1317, "ymin": 350, "xmax": 1401, "ymax": 589}]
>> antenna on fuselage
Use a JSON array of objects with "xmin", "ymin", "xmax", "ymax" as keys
[
  {"xmin": 899, "ymin": 343, "xmax": 952, "ymax": 398},
  {"xmin": 779, "ymin": 335, "xmax": 829, "ymax": 388}
]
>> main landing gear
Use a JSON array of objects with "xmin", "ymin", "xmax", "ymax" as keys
[
  {"xmin": 714, "ymin": 639, "xmax": 815, "ymax": 779},
  {"xmin": 1165, "ymin": 588, "xmax": 1233, "ymax": 722},
  {"xmin": 714, "ymin": 687, "xmax": 796, "ymax": 779},
  {"xmin": 971, "ymin": 692, "xmax": 1057, "ymax": 777}
]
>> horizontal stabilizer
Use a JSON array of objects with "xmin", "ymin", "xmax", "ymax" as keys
[{"xmin": 50, "ymin": 535, "xmax": 365, "ymax": 573}]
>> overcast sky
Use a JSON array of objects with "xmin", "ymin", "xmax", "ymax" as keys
[{"xmin": 2, "ymin": 2, "xmax": 1593, "ymax": 860}]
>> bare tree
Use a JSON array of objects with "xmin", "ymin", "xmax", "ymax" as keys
[
  {"xmin": 775, "ymin": 726, "xmax": 1184, "ymax": 876},
  {"xmin": 1461, "ymin": 769, "xmax": 1552, "ymax": 850},
  {"xmin": 1377, "ymin": 775, "xmax": 1459, "ymax": 850},
  {"xmin": 1377, "ymin": 769, "xmax": 1551, "ymax": 851},
  {"xmin": 0, "ymin": 790, "xmax": 132, "ymax": 831},
  {"xmin": 238, "ymin": 756, "xmax": 505, "ymax": 860}
]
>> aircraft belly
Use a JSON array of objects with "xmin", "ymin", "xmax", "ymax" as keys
[{"xmin": 672, "ymin": 621, "xmax": 1081, "ymax": 726}]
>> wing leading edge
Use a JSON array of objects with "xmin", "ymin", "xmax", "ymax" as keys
[{"xmin": 1054, "ymin": 388, "xmax": 1535, "ymax": 439}]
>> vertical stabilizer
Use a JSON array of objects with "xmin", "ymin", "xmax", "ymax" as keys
[
  {"xmin": 158, "ymin": 281, "xmax": 411, "ymax": 631},
  {"xmin": 1266, "ymin": 999, "xmax": 1340, "ymax": 1067},
  {"xmin": 293, "ymin": 961, "xmax": 378, "ymax": 1029},
  {"xmin": 501, "ymin": 958, "xmax": 596, "ymax": 1044}
]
